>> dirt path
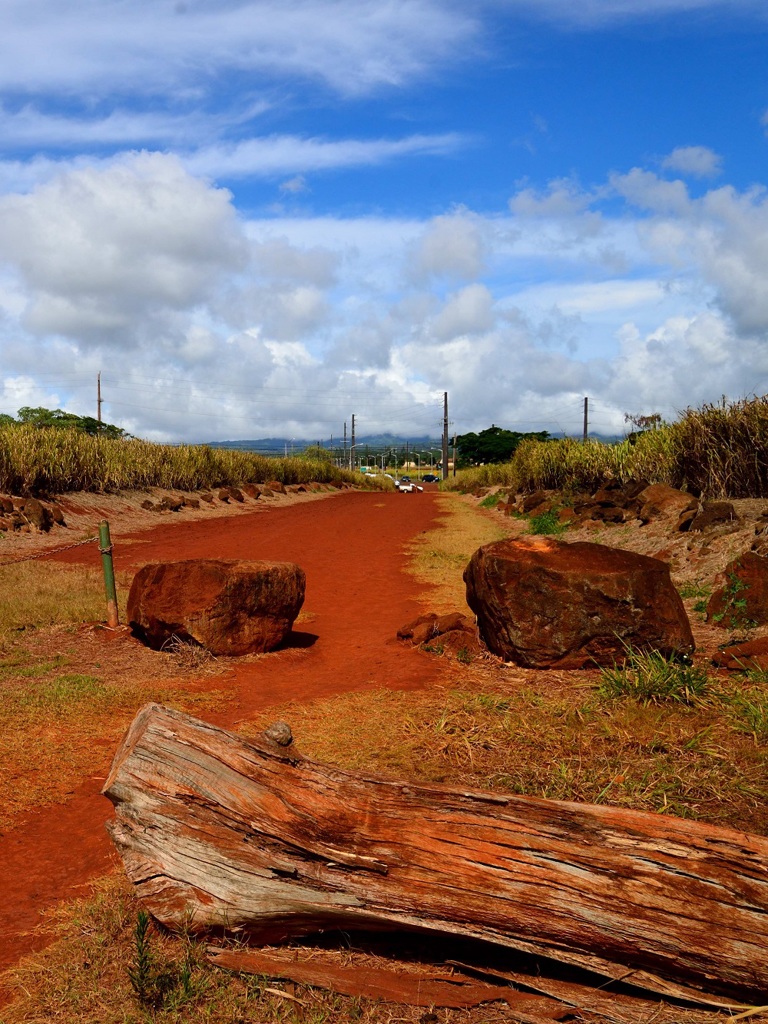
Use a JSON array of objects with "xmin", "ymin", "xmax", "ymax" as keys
[{"xmin": 0, "ymin": 490, "xmax": 450, "ymax": 991}]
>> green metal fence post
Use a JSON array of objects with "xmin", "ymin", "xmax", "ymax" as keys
[{"xmin": 98, "ymin": 519, "xmax": 119, "ymax": 628}]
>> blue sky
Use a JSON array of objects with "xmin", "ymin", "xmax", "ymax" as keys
[{"xmin": 1, "ymin": 0, "xmax": 768, "ymax": 442}]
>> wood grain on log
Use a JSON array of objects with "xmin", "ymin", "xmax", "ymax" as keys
[
  {"xmin": 206, "ymin": 947, "xmax": 568, "ymax": 1018},
  {"xmin": 103, "ymin": 703, "xmax": 768, "ymax": 1001}
]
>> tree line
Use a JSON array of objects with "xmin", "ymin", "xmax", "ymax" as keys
[
  {"xmin": 0, "ymin": 406, "xmax": 127, "ymax": 439},
  {"xmin": 454, "ymin": 425, "xmax": 550, "ymax": 467}
]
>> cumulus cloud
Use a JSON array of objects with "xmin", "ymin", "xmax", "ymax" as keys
[
  {"xmin": 250, "ymin": 236, "xmax": 337, "ymax": 287},
  {"xmin": 603, "ymin": 311, "xmax": 764, "ymax": 415},
  {"xmin": 661, "ymin": 145, "xmax": 722, "ymax": 178},
  {"xmin": 0, "ymin": 152, "xmax": 247, "ymax": 343},
  {"xmin": 610, "ymin": 168, "xmax": 691, "ymax": 215},
  {"xmin": 5, "ymin": 147, "xmax": 768, "ymax": 443},
  {"xmin": 409, "ymin": 209, "xmax": 487, "ymax": 282},
  {"xmin": 509, "ymin": 178, "xmax": 597, "ymax": 219},
  {"xmin": 430, "ymin": 284, "xmax": 495, "ymax": 340}
]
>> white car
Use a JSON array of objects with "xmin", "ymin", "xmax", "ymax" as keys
[{"xmin": 397, "ymin": 481, "xmax": 423, "ymax": 493}]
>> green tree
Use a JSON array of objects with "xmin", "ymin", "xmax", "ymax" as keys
[
  {"xmin": 15, "ymin": 406, "xmax": 127, "ymax": 438},
  {"xmin": 300, "ymin": 444, "xmax": 333, "ymax": 461},
  {"xmin": 455, "ymin": 425, "xmax": 550, "ymax": 466}
]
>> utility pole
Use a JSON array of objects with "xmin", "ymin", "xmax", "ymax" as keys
[
  {"xmin": 343, "ymin": 421, "xmax": 347, "ymax": 468},
  {"xmin": 442, "ymin": 392, "xmax": 449, "ymax": 481},
  {"xmin": 452, "ymin": 433, "xmax": 457, "ymax": 477},
  {"xmin": 350, "ymin": 413, "xmax": 356, "ymax": 471},
  {"xmin": 97, "ymin": 372, "xmax": 102, "ymax": 432},
  {"xmin": 583, "ymin": 396, "xmax": 589, "ymax": 443}
]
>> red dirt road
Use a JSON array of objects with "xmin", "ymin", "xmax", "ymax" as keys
[{"xmin": 0, "ymin": 490, "xmax": 450, "ymax": 991}]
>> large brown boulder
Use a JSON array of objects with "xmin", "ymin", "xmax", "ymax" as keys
[
  {"xmin": 128, "ymin": 559, "xmax": 305, "ymax": 656},
  {"xmin": 463, "ymin": 537, "xmax": 694, "ymax": 668}
]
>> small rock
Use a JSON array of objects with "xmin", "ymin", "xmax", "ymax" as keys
[
  {"xmin": 712, "ymin": 637, "xmax": 768, "ymax": 671},
  {"xmin": 689, "ymin": 501, "xmax": 737, "ymax": 532},
  {"xmin": 264, "ymin": 721, "xmax": 293, "ymax": 746},
  {"xmin": 18, "ymin": 498, "xmax": 53, "ymax": 532}
]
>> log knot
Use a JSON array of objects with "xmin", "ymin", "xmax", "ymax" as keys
[{"xmin": 264, "ymin": 721, "xmax": 293, "ymax": 747}]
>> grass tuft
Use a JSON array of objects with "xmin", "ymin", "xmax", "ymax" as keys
[
  {"xmin": 598, "ymin": 647, "xmax": 710, "ymax": 704},
  {"xmin": 528, "ymin": 508, "xmax": 565, "ymax": 535}
]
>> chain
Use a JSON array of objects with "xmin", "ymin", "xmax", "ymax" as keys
[{"xmin": 0, "ymin": 534, "xmax": 99, "ymax": 568}]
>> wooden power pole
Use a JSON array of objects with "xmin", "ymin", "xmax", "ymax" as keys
[
  {"xmin": 442, "ymin": 392, "xmax": 449, "ymax": 480},
  {"xmin": 583, "ymin": 396, "xmax": 589, "ymax": 443}
]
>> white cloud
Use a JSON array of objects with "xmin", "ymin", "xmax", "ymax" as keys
[
  {"xmin": 513, "ymin": 0, "xmax": 766, "ymax": 28},
  {"xmin": 0, "ymin": 101, "xmax": 271, "ymax": 150},
  {"xmin": 0, "ymin": 152, "xmax": 247, "ymax": 343},
  {"xmin": 183, "ymin": 132, "xmax": 464, "ymax": 180},
  {"xmin": 280, "ymin": 175, "xmax": 308, "ymax": 193},
  {"xmin": 610, "ymin": 168, "xmax": 691, "ymax": 215},
  {"xmin": 250, "ymin": 237, "xmax": 337, "ymax": 287},
  {"xmin": 4, "ymin": 152, "xmax": 768, "ymax": 443},
  {"xmin": 0, "ymin": 0, "xmax": 479, "ymax": 98},
  {"xmin": 509, "ymin": 178, "xmax": 597, "ymax": 219},
  {"xmin": 431, "ymin": 284, "xmax": 495, "ymax": 340},
  {"xmin": 661, "ymin": 145, "xmax": 722, "ymax": 178},
  {"xmin": 410, "ymin": 209, "xmax": 488, "ymax": 282},
  {"xmin": 604, "ymin": 311, "xmax": 763, "ymax": 416}
]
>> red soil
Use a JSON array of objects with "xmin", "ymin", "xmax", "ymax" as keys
[{"xmin": 0, "ymin": 490, "xmax": 449, "ymax": 993}]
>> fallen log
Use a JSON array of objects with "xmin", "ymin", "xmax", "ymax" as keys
[{"xmin": 104, "ymin": 703, "xmax": 768, "ymax": 1002}]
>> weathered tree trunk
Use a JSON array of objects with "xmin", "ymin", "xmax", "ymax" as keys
[{"xmin": 104, "ymin": 703, "xmax": 768, "ymax": 1002}]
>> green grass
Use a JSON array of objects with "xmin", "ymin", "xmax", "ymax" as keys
[
  {"xmin": 678, "ymin": 581, "xmax": 711, "ymax": 599},
  {"xmin": 528, "ymin": 508, "xmax": 566, "ymax": 535},
  {"xmin": 723, "ymin": 686, "xmax": 768, "ymax": 740},
  {"xmin": 598, "ymin": 647, "xmax": 710, "ymax": 704},
  {"xmin": 478, "ymin": 491, "xmax": 505, "ymax": 508}
]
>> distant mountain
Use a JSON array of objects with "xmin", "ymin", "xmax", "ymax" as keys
[{"xmin": 205, "ymin": 434, "xmax": 445, "ymax": 454}]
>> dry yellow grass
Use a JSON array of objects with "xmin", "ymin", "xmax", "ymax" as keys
[
  {"xmin": 404, "ymin": 492, "xmax": 511, "ymax": 612},
  {"xmin": 0, "ymin": 561, "xmax": 132, "ymax": 632},
  {"xmin": 0, "ymin": 623, "xmax": 231, "ymax": 830}
]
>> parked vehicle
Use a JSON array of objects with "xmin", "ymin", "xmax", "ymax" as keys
[
  {"xmin": 397, "ymin": 481, "xmax": 423, "ymax": 493},
  {"xmin": 421, "ymin": 474, "xmax": 439, "ymax": 483}
]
